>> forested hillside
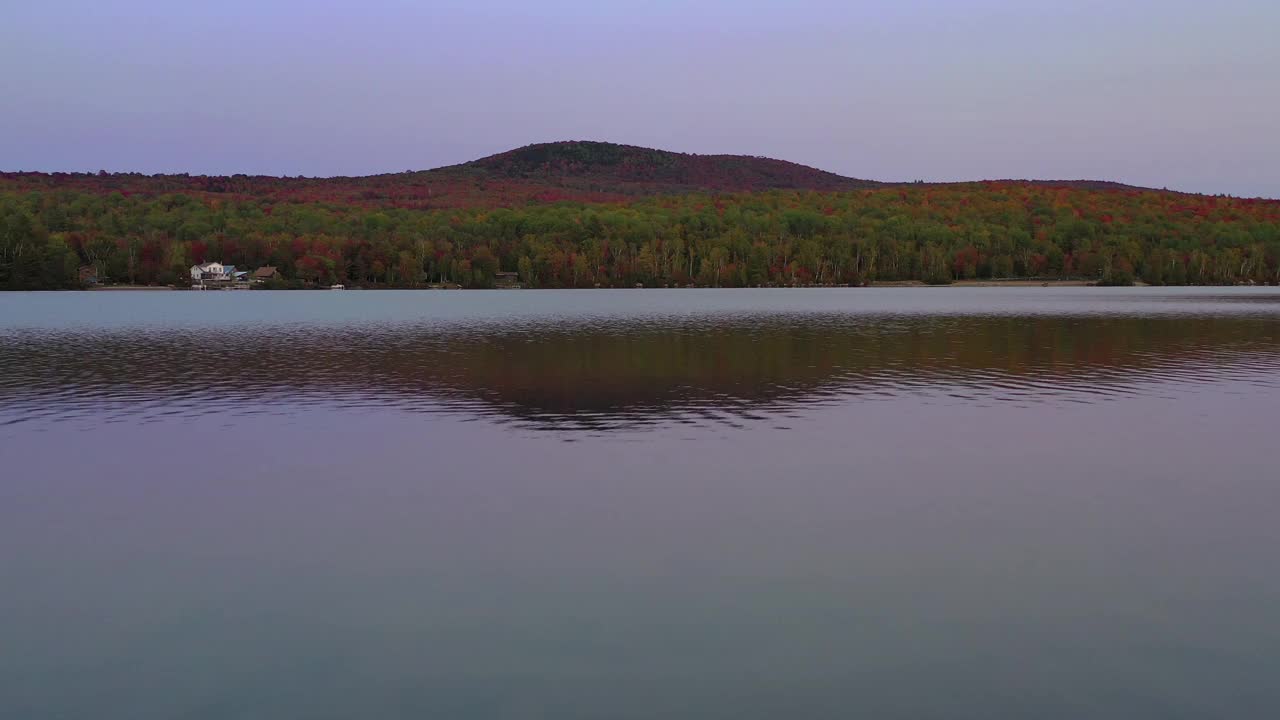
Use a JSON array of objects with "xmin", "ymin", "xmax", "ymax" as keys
[
  {"xmin": 2, "ymin": 143, "xmax": 1278, "ymax": 289},
  {"xmin": 0, "ymin": 141, "xmax": 880, "ymax": 211},
  {"xmin": 459, "ymin": 141, "xmax": 881, "ymax": 193}
]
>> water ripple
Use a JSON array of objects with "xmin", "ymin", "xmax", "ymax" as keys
[{"xmin": 3, "ymin": 300, "xmax": 1280, "ymax": 434}]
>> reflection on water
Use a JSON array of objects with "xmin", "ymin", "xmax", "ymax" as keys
[{"xmin": 3, "ymin": 311, "xmax": 1280, "ymax": 433}]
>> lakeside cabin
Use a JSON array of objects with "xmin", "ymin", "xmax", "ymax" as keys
[
  {"xmin": 494, "ymin": 271, "xmax": 520, "ymax": 289},
  {"xmin": 252, "ymin": 266, "xmax": 281, "ymax": 282}
]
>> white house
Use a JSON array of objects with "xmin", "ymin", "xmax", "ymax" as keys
[
  {"xmin": 190, "ymin": 262, "xmax": 250, "ymax": 285},
  {"xmin": 190, "ymin": 262, "xmax": 227, "ymax": 281}
]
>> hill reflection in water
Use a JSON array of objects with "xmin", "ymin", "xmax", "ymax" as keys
[{"xmin": 3, "ymin": 311, "xmax": 1278, "ymax": 433}]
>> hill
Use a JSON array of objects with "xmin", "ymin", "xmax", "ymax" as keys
[
  {"xmin": 451, "ymin": 141, "xmax": 882, "ymax": 193},
  {"xmin": 0, "ymin": 141, "xmax": 884, "ymax": 209},
  {"xmin": 2, "ymin": 142, "xmax": 1163, "ymax": 209}
]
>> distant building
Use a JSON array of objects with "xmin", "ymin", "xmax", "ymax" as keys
[
  {"xmin": 190, "ymin": 262, "xmax": 250, "ymax": 288},
  {"xmin": 78, "ymin": 265, "xmax": 100, "ymax": 285},
  {"xmin": 191, "ymin": 262, "xmax": 226, "ymax": 281},
  {"xmin": 252, "ymin": 266, "xmax": 281, "ymax": 282},
  {"xmin": 494, "ymin": 271, "xmax": 520, "ymax": 288}
]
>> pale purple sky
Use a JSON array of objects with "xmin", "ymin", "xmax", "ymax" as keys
[{"xmin": 2, "ymin": 0, "xmax": 1276, "ymax": 196}]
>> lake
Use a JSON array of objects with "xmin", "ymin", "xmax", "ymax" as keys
[{"xmin": 2, "ymin": 288, "xmax": 1279, "ymax": 719}]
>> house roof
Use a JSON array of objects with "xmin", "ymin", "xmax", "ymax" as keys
[{"xmin": 252, "ymin": 266, "xmax": 279, "ymax": 278}]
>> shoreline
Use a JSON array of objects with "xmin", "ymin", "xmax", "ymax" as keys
[
  {"xmin": 869, "ymin": 279, "xmax": 1102, "ymax": 288},
  {"xmin": 26, "ymin": 280, "xmax": 1280, "ymax": 292},
  {"xmin": 87, "ymin": 285, "xmax": 177, "ymax": 291}
]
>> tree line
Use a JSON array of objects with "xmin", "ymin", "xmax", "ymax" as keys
[{"xmin": 2, "ymin": 183, "xmax": 1278, "ymax": 290}]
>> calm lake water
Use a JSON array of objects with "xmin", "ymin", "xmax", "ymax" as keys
[{"xmin": 2, "ymin": 288, "xmax": 1279, "ymax": 719}]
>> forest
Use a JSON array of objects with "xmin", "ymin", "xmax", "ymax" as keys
[{"xmin": 2, "ymin": 142, "xmax": 1279, "ymax": 290}]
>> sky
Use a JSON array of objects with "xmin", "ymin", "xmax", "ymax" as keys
[{"xmin": 2, "ymin": 0, "xmax": 1277, "ymax": 197}]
